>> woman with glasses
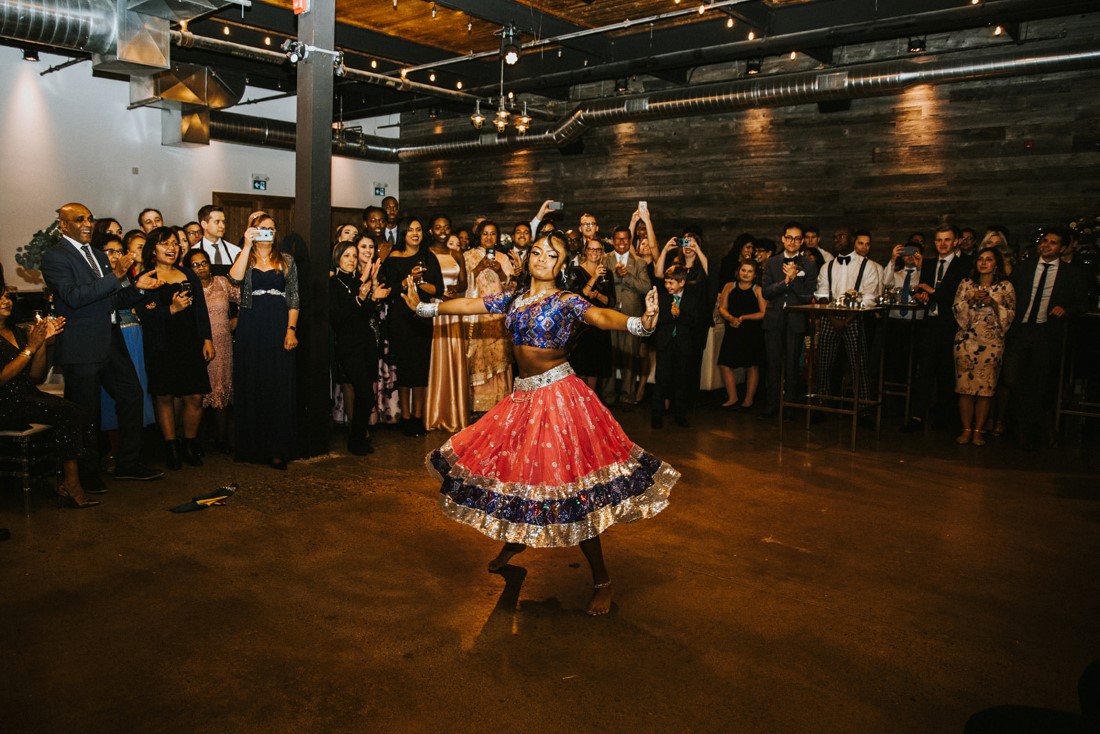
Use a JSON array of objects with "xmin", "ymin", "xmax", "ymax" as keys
[
  {"xmin": 567, "ymin": 239, "xmax": 615, "ymax": 390},
  {"xmin": 98, "ymin": 233, "xmax": 155, "ymax": 466},
  {"xmin": 184, "ymin": 248, "xmax": 239, "ymax": 453},
  {"xmin": 139, "ymin": 227, "xmax": 214, "ymax": 469},
  {"xmin": 229, "ymin": 215, "xmax": 299, "ymax": 469}
]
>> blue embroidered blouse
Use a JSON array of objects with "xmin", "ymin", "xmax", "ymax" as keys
[{"xmin": 482, "ymin": 289, "xmax": 592, "ymax": 350}]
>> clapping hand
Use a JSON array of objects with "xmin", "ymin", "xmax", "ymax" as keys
[
  {"xmin": 134, "ymin": 270, "xmax": 162, "ymax": 290},
  {"xmin": 113, "ymin": 253, "xmax": 135, "ymax": 279},
  {"xmin": 641, "ymin": 287, "xmax": 659, "ymax": 331},
  {"xmin": 400, "ymin": 279, "xmax": 422, "ymax": 312}
]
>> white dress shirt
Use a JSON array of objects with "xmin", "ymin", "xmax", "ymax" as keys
[
  {"xmin": 195, "ymin": 238, "xmax": 241, "ymax": 267},
  {"xmin": 816, "ymin": 252, "xmax": 882, "ymax": 304},
  {"xmin": 1025, "ymin": 258, "xmax": 1060, "ymax": 324}
]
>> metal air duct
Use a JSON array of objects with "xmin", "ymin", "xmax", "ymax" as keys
[
  {"xmin": 0, "ymin": 0, "xmax": 116, "ymax": 54},
  {"xmin": 207, "ymin": 41, "xmax": 1100, "ymax": 162}
]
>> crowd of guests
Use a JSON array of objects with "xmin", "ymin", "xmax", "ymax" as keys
[{"xmin": 1, "ymin": 196, "xmax": 1096, "ymax": 511}]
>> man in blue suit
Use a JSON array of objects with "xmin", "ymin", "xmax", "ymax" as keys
[
  {"xmin": 40, "ymin": 202, "xmax": 164, "ymax": 488},
  {"xmin": 760, "ymin": 222, "xmax": 819, "ymax": 419}
]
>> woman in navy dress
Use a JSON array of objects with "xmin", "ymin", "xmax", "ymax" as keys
[{"xmin": 228, "ymin": 215, "xmax": 299, "ymax": 470}]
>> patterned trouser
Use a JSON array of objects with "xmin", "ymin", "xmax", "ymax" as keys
[{"xmin": 815, "ymin": 319, "xmax": 871, "ymax": 401}]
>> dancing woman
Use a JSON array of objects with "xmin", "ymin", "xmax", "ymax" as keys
[{"xmin": 403, "ymin": 232, "xmax": 679, "ymax": 616}]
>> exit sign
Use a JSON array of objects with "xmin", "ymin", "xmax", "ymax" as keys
[
  {"xmin": 293, "ymin": 0, "xmax": 309, "ymax": 15},
  {"xmin": 374, "ymin": 186, "xmax": 386, "ymax": 196},
  {"xmin": 253, "ymin": 179, "xmax": 267, "ymax": 191}
]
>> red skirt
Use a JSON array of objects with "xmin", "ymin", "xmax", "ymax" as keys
[{"xmin": 427, "ymin": 364, "xmax": 678, "ymax": 548}]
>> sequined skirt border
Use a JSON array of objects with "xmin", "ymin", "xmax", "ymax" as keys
[
  {"xmin": 425, "ymin": 369, "xmax": 679, "ymax": 548},
  {"xmin": 429, "ymin": 444, "xmax": 677, "ymax": 548}
]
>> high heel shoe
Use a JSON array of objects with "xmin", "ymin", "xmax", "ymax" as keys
[
  {"xmin": 56, "ymin": 485, "xmax": 100, "ymax": 509},
  {"xmin": 182, "ymin": 438, "xmax": 203, "ymax": 467},
  {"xmin": 956, "ymin": 428, "xmax": 973, "ymax": 445},
  {"xmin": 164, "ymin": 439, "xmax": 182, "ymax": 470}
]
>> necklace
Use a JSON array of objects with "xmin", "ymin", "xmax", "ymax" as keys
[{"xmin": 513, "ymin": 289, "xmax": 555, "ymax": 310}]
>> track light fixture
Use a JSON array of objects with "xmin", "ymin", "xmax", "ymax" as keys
[
  {"xmin": 470, "ymin": 100, "xmax": 486, "ymax": 129},
  {"xmin": 22, "ymin": 47, "xmax": 39, "ymax": 62},
  {"xmin": 281, "ymin": 39, "xmax": 308, "ymax": 64},
  {"xmin": 746, "ymin": 58, "xmax": 761, "ymax": 75},
  {"xmin": 500, "ymin": 23, "xmax": 521, "ymax": 66},
  {"xmin": 908, "ymin": 36, "xmax": 926, "ymax": 53},
  {"xmin": 334, "ymin": 51, "xmax": 346, "ymax": 77}
]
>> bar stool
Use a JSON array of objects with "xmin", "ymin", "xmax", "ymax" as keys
[{"xmin": 0, "ymin": 423, "xmax": 62, "ymax": 516}]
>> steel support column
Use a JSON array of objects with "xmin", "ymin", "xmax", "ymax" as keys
[{"xmin": 294, "ymin": 0, "xmax": 335, "ymax": 458}]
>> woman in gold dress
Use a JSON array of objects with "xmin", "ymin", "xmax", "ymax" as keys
[
  {"xmin": 463, "ymin": 220, "xmax": 518, "ymax": 414},
  {"xmin": 425, "ymin": 229, "xmax": 470, "ymax": 431}
]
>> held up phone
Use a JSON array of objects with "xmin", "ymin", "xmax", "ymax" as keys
[
  {"xmin": 179, "ymin": 280, "xmax": 192, "ymax": 295},
  {"xmin": 485, "ymin": 247, "xmax": 496, "ymax": 259},
  {"xmin": 638, "ymin": 200, "xmax": 648, "ymax": 212},
  {"xmin": 548, "ymin": 201, "xmax": 564, "ymax": 211},
  {"xmin": 677, "ymin": 237, "xmax": 690, "ymax": 247},
  {"xmin": 902, "ymin": 245, "xmax": 919, "ymax": 258},
  {"xmin": 254, "ymin": 227, "xmax": 275, "ymax": 242}
]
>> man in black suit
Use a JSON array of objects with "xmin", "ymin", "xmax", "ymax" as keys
[
  {"xmin": 760, "ymin": 222, "xmax": 819, "ymax": 419},
  {"xmin": 1001, "ymin": 228, "xmax": 1089, "ymax": 449},
  {"xmin": 40, "ymin": 202, "xmax": 164, "ymax": 486},
  {"xmin": 902, "ymin": 224, "xmax": 973, "ymax": 431},
  {"xmin": 650, "ymin": 266, "xmax": 706, "ymax": 429}
]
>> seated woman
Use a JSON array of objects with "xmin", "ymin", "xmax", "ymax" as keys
[
  {"xmin": 139, "ymin": 227, "xmax": 214, "ymax": 469},
  {"xmin": 404, "ymin": 232, "xmax": 678, "ymax": 617},
  {"xmin": 0, "ymin": 290, "xmax": 98, "ymax": 508}
]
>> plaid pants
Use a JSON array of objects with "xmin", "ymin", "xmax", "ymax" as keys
[{"xmin": 815, "ymin": 318, "xmax": 871, "ymax": 401}]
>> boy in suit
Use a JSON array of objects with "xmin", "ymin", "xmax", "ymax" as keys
[{"xmin": 651, "ymin": 266, "xmax": 705, "ymax": 429}]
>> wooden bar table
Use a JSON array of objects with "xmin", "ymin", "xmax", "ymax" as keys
[{"xmin": 780, "ymin": 303, "xmax": 885, "ymax": 452}]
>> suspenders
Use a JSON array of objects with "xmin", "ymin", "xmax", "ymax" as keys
[{"xmin": 827, "ymin": 257, "xmax": 868, "ymax": 295}]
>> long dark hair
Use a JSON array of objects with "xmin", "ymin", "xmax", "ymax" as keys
[
  {"xmin": 968, "ymin": 246, "xmax": 1007, "ymax": 285},
  {"xmin": 393, "ymin": 216, "xmax": 424, "ymax": 253},
  {"xmin": 513, "ymin": 230, "xmax": 570, "ymax": 298}
]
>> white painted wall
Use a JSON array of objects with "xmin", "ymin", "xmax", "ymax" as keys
[{"xmin": 0, "ymin": 48, "xmax": 400, "ymax": 289}]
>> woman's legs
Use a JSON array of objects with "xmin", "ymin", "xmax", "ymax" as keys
[
  {"xmin": 743, "ymin": 366, "xmax": 760, "ymax": 407},
  {"xmin": 973, "ymin": 395, "xmax": 992, "ymax": 445},
  {"xmin": 181, "ymin": 395, "xmax": 203, "ymax": 439},
  {"xmin": 488, "ymin": 542, "xmax": 526, "ymax": 572},
  {"xmin": 580, "ymin": 536, "xmax": 613, "ymax": 616},
  {"xmin": 719, "ymin": 366, "xmax": 738, "ymax": 406},
  {"xmin": 411, "ymin": 386, "xmax": 427, "ymax": 419},
  {"xmin": 154, "ymin": 395, "xmax": 176, "ymax": 440},
  {"xmin": 957, "ymin": 394, "xmax": 975, "ymax": 443},
  {"xmin": 397, "ymin": 386, "xmax": 412, "ymax": 419}
]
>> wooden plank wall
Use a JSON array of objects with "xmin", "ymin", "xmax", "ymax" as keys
[{"xmin": 398, "ymin": 32, "xmax": 1100, "ymax": 263}]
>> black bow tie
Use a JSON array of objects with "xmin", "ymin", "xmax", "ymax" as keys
[
  {"xmin": 784, "ymin": 257, "xmax": 798, "ymax": 264},
  {"xmin": 836, "ymin": 256, "xmax": 851, "ymax": 265}
]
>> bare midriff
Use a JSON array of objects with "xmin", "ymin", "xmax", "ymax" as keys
[{"xmin": 514, "ymin": 345, "xmax": 568, "ymax": 379}]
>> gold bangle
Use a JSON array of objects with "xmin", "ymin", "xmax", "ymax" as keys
[{"xmin": 21, "ymin": 348, "xmax": 34, "ymax": 359}]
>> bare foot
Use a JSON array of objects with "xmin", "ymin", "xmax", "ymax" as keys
[
  {"xmin": 488, "ymin": 542, "xmax": 526, "ymax": 572},
  {"xmin": 586, "ymin": 582, "xmax": 613, "ymax": 616}
]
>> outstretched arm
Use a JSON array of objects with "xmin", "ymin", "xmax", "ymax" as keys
[
  {"xmin": 584, "ymin": 287, "xmax": 659, "ymax": 332},
  {"xmin": 401, "ymin": 281, "xmax": 489, "ymax": 316}
]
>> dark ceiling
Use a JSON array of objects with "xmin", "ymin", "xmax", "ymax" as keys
[{"xmin": 13, "ymin": 0, "xmax": 1100, "ymax": 121}]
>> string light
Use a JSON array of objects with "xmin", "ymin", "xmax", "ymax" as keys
[
  {"xmin": 429, "ymin": 72, "xmax": 436, "ymax": 82},
  {"xmin": 789, "ymin": 51, "xmax": 797, "ymax": 60},
  {"xmin": 222, "ymin": 25, "xmax": 230, "ymax": 36},
  {"xmin": 264, "ymin": 36, "xmax": 271, "ymax": 46},
  {"xmin": 727, "ymin": 18, "xmax": 734, "ymax": 28},
  {"xmin": 456, "ymin": 81, "xmax": 463, "ymax": 89},
  {"xmin": 400, "ymin": 68, "xmax": 408, "ymax": 78},
  {"xmin": 697, "ymin": 4, "xmax": 705, "ymax": 14},
  {"xmin": 993, "ymin": 25, "xmax": 1004, "ymax": 36},
  {"xmin": 470, "ymin": 100, "xmax": 485, "ymax": 128},
  {"xmin": 370, "ymin": 59, "xmax": 378, "ymax": 69}
]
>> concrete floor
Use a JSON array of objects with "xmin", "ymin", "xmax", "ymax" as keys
[{"xmin": 2, "ymin": 404, "xmax": 1098, "ymax": 733}]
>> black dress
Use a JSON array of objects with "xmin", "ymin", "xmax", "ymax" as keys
[
  {"xmin": 139, "ymin": 269, "xmax": 212, "ymax": 397},
  {"xmin": 718, "ymin": 284, "xmax": 765, "ymax": 368},
  {"xmin": 378, "ymin": 250, "xmax": 445, "ymax": 388},
  {"xmin": 234, "ymin": 268, "xmax": 296, "ymax": 463},
  {"xmin": 566, "ymin": 265, "xmax": 614, "ymax": 378},
  {"xmin": 330, "ymin": 272, "xmax": 381, "ymax": 441},
  {"xmin": 0, "ymin": 328, "xmax": 95, "ymax": 461}
]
